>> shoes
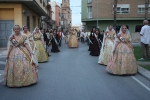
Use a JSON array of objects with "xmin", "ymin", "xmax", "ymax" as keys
[{"xmin": 138, "ymin": 58, "xmax": 145, "ymax": 61}]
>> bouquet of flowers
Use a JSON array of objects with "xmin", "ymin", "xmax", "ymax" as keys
[{"xmin": 106, "ymin": 31, "xmax": 111, "ymax": 37}]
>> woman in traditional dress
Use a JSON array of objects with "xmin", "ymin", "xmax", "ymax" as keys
[
  {"xmin": 41, "ymin": 29, "xmax": 51, "ymax": 56},
  {"xmin": 68, "ymin": 29, "xmax": 78, "ymax": 48},
  {"xmin": 65, "ymin": 30, "xmax": 70, "ymax": 44},
  {"xmin": 106, "ymin": 25, "xmax": 138, "ymax": 75},
  {"xmin": 98, "ymin": 25, "xmax": 116, "ymax": 65},
  {"xmin": 33, "ymin": 27, "xmax": 48, "ymax": 62},
  {"xmin": 88, "ymin": 28, "xmax": 96, "ymax": 51},
  {"xmin": 51, "ymin": 29, "xmax": 60, "ymax": 53},
  {"xmin": 22, "ymin": 25, "xmax": 38, "ymax": 67},
  {"xmin": 90, "ymin": 28, "xmax": 100, "ymax": 56},
  {"xmin": 4, "ymin": 25, "xmax": 38, "ymax": 87}
]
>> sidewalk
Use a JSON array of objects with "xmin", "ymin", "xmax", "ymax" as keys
[
  {"xmin": 0, "ymin": 48, "xmax": 7, "ymax": 82},
  {"xmin": 0, "ymin": 48, "xmax": 7, "ymax": 57},
  {"xmin": 132, "ymin": 43, "xmax": 140, "ymax": 47}
]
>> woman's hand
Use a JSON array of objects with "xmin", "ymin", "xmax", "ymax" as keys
[
  {"xmin": 6, "ymin": 55, "xmax": 9, "ymax": 59},
  {"xmin": 30, "ymin": 52, "xmax": 34, "ymax": 56},
  {"xmin": 112, "ymin": 50, "xmax": 115, "ymax": 54}
]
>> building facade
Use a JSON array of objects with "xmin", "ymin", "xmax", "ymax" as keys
[
  {"xmin": 61, "ymin": 0, "xmax": 72, "ymax": 32},
  {"xmin": 81, "ymin": 0, "xmax": 150, "ymax": 34},
  {"xmin": 0, "ymin": 0, "xmax": 50, "ymax": 47},
  {"xmin": 49, "ymin": 1, "xmax": 61, "ymax": 29}
]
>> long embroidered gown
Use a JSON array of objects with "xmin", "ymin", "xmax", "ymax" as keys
[
  {"xmin": 51, "ymin": 34, "xmax": 60, "ymax": 53},
  {"xmin": 106, "ymin": 33, "xmax": 138, "ymax": 75},
  {"xmin": 4, "ymin": 34, "xmax": 38, "ymax": 87},
  {"xmin": 98, "ymin": 31, "xmax": 115, "ymax": 65},
  {"xmin": 33, "ymin": 33, "xmax": 48, "ymax": 62},
  {"xmin": 23, "ymin": 31, "xmax": 38, "ymax": 66},
  {"xmin": 68, "ymin": 31, "xmax": 78, "ymax": 48},
  {"xmin": 65, "ymin": 32, "xmax": 70, "ymax": 44},
  {"xmin": 90, "ymin": 33, "xmax": 100, "ymax": 56}
]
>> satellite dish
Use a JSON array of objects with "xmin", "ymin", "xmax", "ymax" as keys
[{"xmin": 23, "ymin": 10, "xmax": 30, "ymax": 16}]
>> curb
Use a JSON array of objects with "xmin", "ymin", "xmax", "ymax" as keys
[{"xmin": 138, "ymin": 66, "xmax": 150, "ymax": 81}]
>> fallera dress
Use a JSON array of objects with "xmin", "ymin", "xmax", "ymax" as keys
[
  {"xmin": 106, "ymin": 33, "xmax": 138, "ymax": 75},
  {"xmin": 23, "ymin": 31, "xmax": 38, "ymax": 66},
  {"xmin": 65, "ymin": 32, "xmax": 70, "ymax": 44},
  {"xmin": 68, "ymin": 31, "xmax": 78, "ymax": 48},
  {"xmin": 33, "ymin": 33, "xmax": 48, "ymax": 62},
  {"xmin": 90, "ymin": 33, "xmax": 100, "ymax": 56},
  {"xmin": 98, "ymin": 31, "xmax": 115, "ymax": 65},
  {"xmin": 51, "ymin": 34, "xmax": 60, "ymax": 53},
  {"xmin": 4, "ymin": 34, "xmax": 38, "ymax": 87}
]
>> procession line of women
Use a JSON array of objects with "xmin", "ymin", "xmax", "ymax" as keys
[
  {"xmin": 3, "ymin": 25, "xmax": 54, "ymax": 87},
  {"xmin": 3, "ymin": 24, "xmax": 138, "ymax": 88},
  {"xmin": 3, "ymin": 25, "xmax": 79, "ymax": 88}
]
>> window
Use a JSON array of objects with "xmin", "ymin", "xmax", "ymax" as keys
[
  {"xmin": 87, "ymin": 6, "xmax": 92, "ymax": 18},
  {"xmin": 32, "ymin": 16, "xmax": 36, "ymax": 30},
  {"xmin": 135, "ymin": 25, "xmax": 143, "ymax": 32},
  {"xmin": 43, "ymin": 1, "xmax": 45, "ymax": 7},
  {"xmin": 40, "ymin": 0, "xmax": 42, "ymax": 3},
  {"xmin": 87, "ymin": 0, "xmax": 92, "ymax": 3},
  {"xmin": 113, "ymin": 4, "xmax": 130, "ymax": 14},
  {"xmin": 27, "ymin": 16, "xmax": 30, "ymax": 31},
  {"xmin": 138, "ymin": 5, "xmax": 150, "ymax": 14}
]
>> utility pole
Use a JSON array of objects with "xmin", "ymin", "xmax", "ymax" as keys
[
  {"xmin": 96, "ymin": 0, "xmax": 99, "ymax": 29},
  {"xmin": 113, "ymin": 0, "xmax": 117, "ymax": 31},
  {"xmin": 145, "ymin": 0, "xmax": 149, "ymax": 20}
]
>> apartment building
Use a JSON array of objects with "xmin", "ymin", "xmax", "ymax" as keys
[
  {"xmin": 49, "ymin": 1, "xmax": 61, "ymax": 29},
  {"xmin": 61, "ymin": 0, "xmax": 72, "ymax": 32},
  {"xmin": 81, "ymin": 0, "xmax": 150, "ymax": 33},
  {"xmin": 0, "ymin": 0, "xmax": 51, "ymax": 47}
]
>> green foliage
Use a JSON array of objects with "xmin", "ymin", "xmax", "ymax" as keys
[
  {"xmin": 140, "ymin": 65, "xmax": 150, "ymax": 71},
  {"xmin": 133, "ymin": 47, "xmax": 150, "ymax": 62}
]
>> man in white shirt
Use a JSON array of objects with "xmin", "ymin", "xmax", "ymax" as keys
[
  {"xmin": 81, "ymin": 30, "xmax": 85, "ymax": 42},
  {"xmin": 86, "ymin": 30, "xmax": 91, "ymax": 45},
  {"xmin": 139, "ymin": 20, "xmax": 150, "ymax": 60}
]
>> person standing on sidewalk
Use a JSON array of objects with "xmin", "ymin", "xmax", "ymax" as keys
[
  {"xmin": 139, "ymin": 20, "xmax": 150, "ymax": 60},
  {"xmin": 86, "ymin": 30, "xmax": 91, "ymax": 46}
]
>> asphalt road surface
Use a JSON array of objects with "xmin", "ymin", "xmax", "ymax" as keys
[{"xmin": 0, "ymin": 40, "xmax": 150, "ymax": 100}]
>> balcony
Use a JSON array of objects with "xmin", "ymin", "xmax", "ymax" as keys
[{"xmin": 0, "ymin": 0, "xmax": 47, "ymax": 16}]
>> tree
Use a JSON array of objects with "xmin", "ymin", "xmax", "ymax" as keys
[
  {"xmin": 113, "ymin": 0, "xmax": 117, "ymax": 31},
  {"xmin": 145, "ymin": 0, "xmax": 149, "ymax": 20}
]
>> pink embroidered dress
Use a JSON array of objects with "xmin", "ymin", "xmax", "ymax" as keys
[
  {"xmin": 4, "ymin": 34, "xmax": 38, "ymax": 87},
  {"xmin": 106, "ymin": 33, "xmax": 138, "ymax": 75}
]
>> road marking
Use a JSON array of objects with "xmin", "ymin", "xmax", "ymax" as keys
[
  {"xmin": 0, "ymin": 61, "xmax": 5, "ymax": 64},
  {"xmin": 131, "ymin": 76, "xmax": 150, "ymax": 92}
]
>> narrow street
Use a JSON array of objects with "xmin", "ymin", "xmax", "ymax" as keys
[{"xmin": 0, "ymin": 41, "xmax": 150, "ymax": 100}]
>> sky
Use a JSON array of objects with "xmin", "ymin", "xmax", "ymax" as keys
[{"xmin": 51, "ymin": 0, "xmax": 81, "ymax": 25}]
